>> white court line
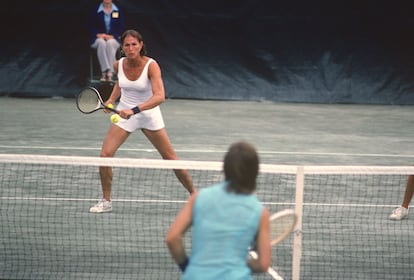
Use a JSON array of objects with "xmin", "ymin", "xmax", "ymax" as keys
[
  {"xmin": 0, "ymin": 197, "xmax": 399, "ymax": 208},
  {"xmin": 0, "ymin": 197, "xmax": 187, "ymax": 203},
  {"xmin": 1, "ymin": 145, "xmax": 414, "ymax": 158}
]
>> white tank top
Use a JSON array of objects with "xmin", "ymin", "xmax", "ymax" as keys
[
  {"xmin": 117, "ymin": 57, "xmax": 154, "ymax": 107},
  {"xmin": 115, "ymin": 57, "xmax": 165, "ymax": 132}
]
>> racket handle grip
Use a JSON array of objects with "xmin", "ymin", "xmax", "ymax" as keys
[
  {"xmin": 108, "ymin": 107, "xmax": 119, "ymax": 114},
  {"xmin": 249, "ymin": 250, "xmax": 284, "ymax": 280},
  {"xmin": 249, "ymin": 250, "xmax": 258, "ymax": 259}
]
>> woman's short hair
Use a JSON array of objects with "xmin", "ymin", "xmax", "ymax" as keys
[{"xmin": 223, "ymin": 141, "xmax": 259, "ymax": 193}]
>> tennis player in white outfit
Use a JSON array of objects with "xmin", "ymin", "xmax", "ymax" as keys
[{"xmin": 90, "ymin": 29, "xmax": 195, "ymax": 213}]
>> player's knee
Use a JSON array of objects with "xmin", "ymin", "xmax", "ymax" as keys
[{"xmin": 100, "ymin": 150, "xmax": 114, "ymax": 158}]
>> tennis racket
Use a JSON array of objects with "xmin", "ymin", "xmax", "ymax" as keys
[
  {"xmin": 249, "ymin": 208, "xmax": 298, "ymax": 280},
  {"xmin": 76, "ymin": 87, "xmax": 118, "ymax": 114}
]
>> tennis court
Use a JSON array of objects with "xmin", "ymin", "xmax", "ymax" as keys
[{"xmin": 1, "ymin": 96, "xmax": 413, "ymax": 279}]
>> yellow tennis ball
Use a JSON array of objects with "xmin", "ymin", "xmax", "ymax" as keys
[
  {"xmin": 110, "ymin": 114, "xmax": 120, "ymax": 124},
  {"xmin": 107, "ymin": 103, "xmax": 114, "ymax": 109}
]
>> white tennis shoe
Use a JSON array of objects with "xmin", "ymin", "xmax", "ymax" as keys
[
  {"xmin": 90, "ymin": 199, "xmax": 112, "ymax": 213},
  {"xmin": 388, "ymin": 206, "xmax": 409, "ymax": 220}
]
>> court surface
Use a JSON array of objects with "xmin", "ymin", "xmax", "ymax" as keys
[
  {"xmin": 1, "ymin": 96, "xmax": 413, "ymax": 165},
  {"xmin": 0, "ymin": 96, "xmax": 413, "ymax": 279}
]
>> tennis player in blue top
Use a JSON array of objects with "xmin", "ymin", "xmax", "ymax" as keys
[{"xmin": 166, "ymin": 141, "xmax": 271, "ymax": 279}]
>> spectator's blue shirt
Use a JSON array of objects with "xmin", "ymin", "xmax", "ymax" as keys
[
  {"xmin": 97, "ymin": 3, "xmax": 119, "ymax": 34},
  {"xmin": 88, "ymin": 2, "xmax": 125, "ymax": 44}
]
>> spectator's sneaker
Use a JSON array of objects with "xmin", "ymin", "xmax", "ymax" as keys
[
  {"xmin": 90, "ymin": 199, "xmax": 112, "ymax": 213},
  {"xmin": 107, "ymin": 72, "xmax": 113, "ymax": 82},
  {"xmin": 388, "ymin": 206, "xmax": 409, "ymax": 220},
  {"xmin": 100, "ymin": 72, "xmax": 107, "ymax": 82}
]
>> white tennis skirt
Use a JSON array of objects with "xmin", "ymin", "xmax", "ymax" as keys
[{"xmin": 115, "ymin": 102, "xmax": 165, "ymax": 132}]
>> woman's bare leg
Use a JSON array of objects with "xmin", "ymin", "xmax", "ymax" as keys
[
  {"xmin": 401, "ymin": 175, "xmax": 414, "ymax": 209},
  {"xmin": 99, "ymin": 125, "xmax": 130, "ymax": 200},
  {"xmin": 142, "ymin": 128, "xmax": 195, "ymax": 194}
]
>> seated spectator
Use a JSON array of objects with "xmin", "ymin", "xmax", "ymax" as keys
[{"xmin": 88, "ymin": 0, "xmax": 125, "ymax": 82}]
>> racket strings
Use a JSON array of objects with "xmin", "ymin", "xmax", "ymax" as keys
[
  {"xmin": 270, "ymin": 213, "xmax": 297, "ymax": 245},
  {"xmin": 78, "ymin": 91, "xmax": 100, "ymax": 112}
]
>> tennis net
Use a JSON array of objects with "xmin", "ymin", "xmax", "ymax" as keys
[{"xmin": 0, "ymin": 154, "xmax": 413, "ymax": 279}]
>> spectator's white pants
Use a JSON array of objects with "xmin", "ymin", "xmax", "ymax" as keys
[{"xmin": 91, "ymin": 38, "xmax": 120, "ymax": 73}]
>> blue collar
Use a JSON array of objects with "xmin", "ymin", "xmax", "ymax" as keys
[{"xmin": 97, "ymin": 2, "xmax": 119, "ymax": 13}]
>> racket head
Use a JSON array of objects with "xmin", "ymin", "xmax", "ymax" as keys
[
  {"xmin": 76, "ymin": 87, "xmax": 105, "ymax": 114},
  {"xmin": 269, "ymin": 209, "xmax": 297, "ymax": 246}
]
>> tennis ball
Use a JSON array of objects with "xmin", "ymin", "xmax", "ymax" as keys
[
  {"xmin": 110, "ymin": 114, "xmax": 120, "ymax": 124},
  {"xmin": 107, "ymin": 103, "xmax": 114, "ymax": 109}
]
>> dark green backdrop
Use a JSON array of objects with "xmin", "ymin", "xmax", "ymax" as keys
[{"xmin": 2, "ymin": 0, "xmax": 414, "ymax": 104}]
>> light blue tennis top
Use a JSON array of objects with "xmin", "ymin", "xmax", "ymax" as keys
[{"xmin": 183, "ymin": 182, "xmax": 263, "ymax": 280}]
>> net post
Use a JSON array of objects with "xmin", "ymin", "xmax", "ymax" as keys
[{"xmin": 292, "ymin": 166, "xmax": 304, "ymax": 280}]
